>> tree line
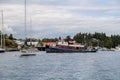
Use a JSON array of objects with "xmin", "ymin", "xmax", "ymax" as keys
[
  {"xmin": 40, "ymin": 32, "xmax": 120, "ymax": 48},
  {"xmin": 0, "ymin": 33, "xmax": 17, "ymax": 48},
  {"xmin": 1, "ymin": 32, "xmax": 120, "ymax": 49}
]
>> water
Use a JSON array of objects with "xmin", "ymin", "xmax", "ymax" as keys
[{"xmin": 0, "ymin": 51, "xmax": 120, "ymax": 80}]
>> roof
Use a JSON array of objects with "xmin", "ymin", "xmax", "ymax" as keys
[
  {"xmin": 69, "ymin": 39, "xmax": 75, "ymax": 42},
  {"xmin": 43, "ymin": 42, "xmax": 56, "ymax": 45}
]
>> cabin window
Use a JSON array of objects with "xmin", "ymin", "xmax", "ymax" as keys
[{"xmin": 76, "ymin": 47, "xmax": 79, "ymax": 50}]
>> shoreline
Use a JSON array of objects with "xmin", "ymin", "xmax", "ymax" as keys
[{"xmin": 5, "ymin": 48, "xmax": 19, "ymax": 52}]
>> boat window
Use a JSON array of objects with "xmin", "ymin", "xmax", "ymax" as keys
[{"xmin": 76, "ymin": 47, "xmax": 79, "ymax": 49}]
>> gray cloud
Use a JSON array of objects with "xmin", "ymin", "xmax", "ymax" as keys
[{"xmin": 0, "ymin": 0, "xmax": 120, "ymax": 39}]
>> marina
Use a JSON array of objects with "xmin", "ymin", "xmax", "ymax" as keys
[{"xmin": 0, "ymin": 0, "xmax": 120, "ymax": 80}]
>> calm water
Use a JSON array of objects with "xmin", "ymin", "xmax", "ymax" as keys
[{"xmin": 0, "ymin": 51, "xmax": 120, "ymax": 80}]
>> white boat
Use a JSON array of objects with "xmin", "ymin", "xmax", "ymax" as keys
[
  {"xmin": 20, "ymin": 0, "xmax": 35, "ymax": 56},
  {"xmin": 0, "ymin": 48, "xmax": 5, "ymax": 53},
  {"xmin": 20, "ymin": 48, "xmax": 36, "ymax": 56},
  {"xmin": 114, "ymin": 45, "xmax": 120, "ymax": 51}
]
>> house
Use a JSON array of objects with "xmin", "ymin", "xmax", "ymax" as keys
[{"xmin": 43, "ymin": 42, "xmax": 56, "ymax": 47}]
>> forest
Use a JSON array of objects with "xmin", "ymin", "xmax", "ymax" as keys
[
  {"xmin": 41, "ymin": 32, "xmax": 120, "ymax": 49},
  {"xmin": 1, "ymin": 32, "xmax": 120, "ymax": 49}
]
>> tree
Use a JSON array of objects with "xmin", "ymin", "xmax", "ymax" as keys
[
  {"xmin": 65, "ymin": 35, "xmax": 71, "ymax": 42},
  {"xmin": 9, "ymin": 34, "xmax": 14, "ymax": 40},
  {"xmin": 42, "ymin": 38, "xmax": 58, "ymax": 42},
  {"xmin": 5, "ymin": 39, "xmax": 17, "ymax": 48},
  {"xmin": 73, "ymin": 33, "xmax": 84, "ymax": 43},
  {"xmin": 58, "ymin": 37, "xmax": 62, "ymax": 41}
]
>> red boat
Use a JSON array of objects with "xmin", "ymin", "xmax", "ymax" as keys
[{"xmin": 46, "ymin": 40, "xmax": 97, "ymax": 53}]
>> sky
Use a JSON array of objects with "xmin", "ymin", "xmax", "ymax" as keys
[{"xmin": 0, "ymin": 0, "xmax": 120, "ymax": 39}]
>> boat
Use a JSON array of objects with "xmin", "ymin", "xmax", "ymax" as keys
[
  {"xmin": 0, "ymin": 10, "xmax": 5, "ymax": 53},
  {"xmin": 20, "ymin": 40, "xmax": 36, "ymax": 56},
  {"xmin": 46, "ymin": 40, "xmax": 97, "ymax": 53},
  {"xmin": 46, "ymin": 45, "xmax": 97, "ymax": 53},
  {"xmin": 20, "ymin": 0, "xmax": 36, "ymax": 56},
  {"xmin": 114, "ymin": 45, "xmax": 120, "ymax": 51},
  {"xmin": 20, "ymin": 48, "xmax": 36, "ymax": 56},
  {"xmin": 0, "ymin": 48, "xmax": 5, "ymax": 53}
]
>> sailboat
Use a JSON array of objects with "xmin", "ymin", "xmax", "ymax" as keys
[
  {"xmin": 20, "ymin": 0, "xmax": 36, "ymax": 56},
  {"xmin": 0, "ymin": 31, "xmax": 5, "ymax": 53},
  {"xmin": 0, "ymin": 10, "xmax": 5, "ymax": 53}
]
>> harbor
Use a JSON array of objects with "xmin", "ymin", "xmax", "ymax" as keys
[
  {"xmin": 0, "ymin": 0, "xmax": 120, "ymax": 80},
  {"xmin": 0, "ymin": 0, "xmax": 120, "ymax": 53},
  {"xmin": 0, "ymin": 51, "xmax": 120, "ymax": 80}
]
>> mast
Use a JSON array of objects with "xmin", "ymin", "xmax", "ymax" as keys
[
  {"xmin": 30, "ymin": 17, "xmax": 32, "ymax": 46},
  {"xmin": 1, "ymin": 10, "xmax": 3, "ymax": 47},
  {"xmin": 25, "ymin": 0, "xmax": 27, "ymax": 40},
  {"xmin": 0, "ymin": 30, "xmax": 2, "ymax": 47},
  {"xmin": 1, "ymin": 10, "xmax": 5, "ymax": 49}
]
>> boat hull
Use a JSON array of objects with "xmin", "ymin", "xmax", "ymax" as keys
[
  {"xmin": 46, "ymin": 47, "xmax": 97, "ymax": 53},
  {"xmin": 0, "ymin": 50, "xmax": 5, "ymax": 53},
  {"xmin": 0, "ymin": 48, "xmax": 5, "ymax": 53},
  {"xmin": 20, "ymin": 49, "xmax": 36, "ymax": 56},
  {"xmin": 20, "ymin": 53, "xmax": 36, "ymax": 56}
]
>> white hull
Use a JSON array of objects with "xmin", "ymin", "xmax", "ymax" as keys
[
  {"xmin": 20, "ymin": 49, "xmax": 36, "ymax": 56},
  {"xmin": 114, "ymin": 49, "xmax": 120, "ymax": 51},
  {"xmin": 0, "ymin": 48, "xmax": 5, "ymax": 53},
  {"xmin": 114, "ymin": 46, "xmax": 120, "ymax": 51}
]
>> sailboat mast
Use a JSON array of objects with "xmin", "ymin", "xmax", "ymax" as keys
[
  {"xmin": 0, "ymin": 30, "xmax": 2, "ymax": 47},
  {"xmin": 1, "ymin": 10, "xmax": 3, "ymax": 47},
  {"xmin": 1, "ymin": 10, "xmax": 5, "ymax": 48},
  {"xmin": 1, "ymin": 10, "xmax": 3, "ymax": 48},
  {"xmin": 30, "ymin": 18, "xmax": 32, "ymax": 45},
  {"xmin": 2, "ymin": 10, "xmax": 5, "ymax": 49},
  {"xmin": 25, "ymin": 0, "xmax": 27, "ymax": 40}
]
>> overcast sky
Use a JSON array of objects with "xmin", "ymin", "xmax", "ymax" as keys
[{"xmin": 0, "ymin": 0, "xmax": 120, "ymax": 39}]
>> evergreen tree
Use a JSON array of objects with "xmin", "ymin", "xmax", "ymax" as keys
[
  {"xmin": 65, "ymin": 35, "xmax": 71, "ymax": 41},
  {"xmin": 9, "ymin": 34, "xmax": 14, "ymax": 40}
]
